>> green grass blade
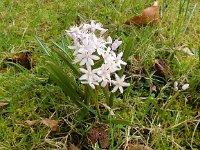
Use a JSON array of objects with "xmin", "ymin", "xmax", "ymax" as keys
[{"xmin": 35, "ymin": 36, "xmax": 51, "ymax": 56}]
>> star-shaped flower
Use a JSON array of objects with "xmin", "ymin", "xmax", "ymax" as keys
[{"xmin": 111, "ymin": 74, "xmax": 130, "ymax": 93}]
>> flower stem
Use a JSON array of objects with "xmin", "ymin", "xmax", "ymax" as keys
[
  {"xmin": 109, "ymin": 93, "xmax": 115, "ymax": 108},
  {"xmin": 87, "ymin": 86, "xmax": 102, "ymax": 121},
  {"xmin": 102, "ymin": 85, "xmax": 110, "ymax": 105},
  {"xmin": 85, "ymin": 86, "xmax": 90, "ymax": 106},
  {"xmin": 94, "ymin": 89, "xmax": 102, "ymax": 121}
]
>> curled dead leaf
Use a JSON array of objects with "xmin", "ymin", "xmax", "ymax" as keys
[
  {"xmin": 25, "ymin": 118, "xmax": 59, "ymax": 131},
  {"xmin": 177, "ymin": 45, "xmax": 194, "ymax": 56},
  {"xmin": 0, "ymin": 102, "xmax": 9, "ymax": 109},
  {"xmin": 4, "ymin": 50, "xmax": 33, "ymax": 69},
  {"xmin": 40, "ymin": 118, "xmax": 59, "ymax": 131},
  {"xmin": 25, "ymin": 120, "xmax": 40, "ymax": 126},
  {"xmin": 126, "ymin": 1, "xmax": 159, "ymax": 26},
  {"xmin": 154, "ymin": 59, "xmax": 172, "ymax": 78}
]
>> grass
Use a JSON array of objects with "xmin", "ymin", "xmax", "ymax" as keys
[{"xmin": 0, "ymin": 0, "xmax": 200, "ymax": 149}]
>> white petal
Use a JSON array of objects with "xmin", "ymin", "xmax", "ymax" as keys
[
  {"xmin": 107, "ymin": 36, "xmax": 112, "ymax": 43},
  {"xmin": 80, "ymin": 58, "xmax": 87, "ymax": 66},
  {"xmin": 111, "ymin": 86, "xmax": 118, "ymax": 93},
  {"xmin": 91, "ymin": 55, "xmax": 100, "ymax": 60},
  {"xmin": 122, "ymin": 82, "xmax": 130, "ymax": 87},
  {"xmin": 114, "ymin": 74, "xmax": 120, "ymax": 81},
  {"xmin": 100, "ymin": 29, "xmax": 108, "ymax": 35},
  {"xmin": 89, "ymin": 83, "xmax": 95, "ymax": 89},
  {"xmin": 182, "ymin": 84, "xmax": 189, "ymax": 90},
  {"xmin": 87, "ymin": 58, "xmax": 94, "ymax": 66},
  {"xmin": 80, "ymin": 68, "xmax": 88, "ymax": 73},
  {"xmin": 119, "ymin": 86, "xmax": 123, "ymax": 93},
  {"xmin": 101, "ymin": 80, "xmax": 107, "ymax": 87},
  {"xmin": 79, "ymin": 74, "xmax": 88, "ymax": 80},
  {"xmin": 119, "ymin": 60, "xmax": 127, "ymax": 65},
  {"xmin": 68, "ymin": 46, "xmax": 76, "ymax": 50},
  {"xmin": 174, "ymin": 87, "xmax": 179, "ymax": 91},
  {"xmin": 174, "ymin": 81, "xmax": 178, "ymax": 88}
]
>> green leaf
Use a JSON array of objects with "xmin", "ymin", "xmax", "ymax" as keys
[
  {"xmin": 35, "ymin": 36, "xmax": 51, "ymax": 56},
  {"xmin": 46, "ymin": 61, "xmax": 82, "ymax": 103},
  {"xmin": 52, "ymin": 43, "xmax": 81, "ymax": 77}
]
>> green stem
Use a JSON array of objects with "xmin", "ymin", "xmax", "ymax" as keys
[
  {"xmin": 87, "ymin": 86, "xmax": 102, "ymax": 121},
  {"xmin": 85, "ymin": 86, "xmax": 90, "ymax": 106},
  {"xmin": 102, "ymin": 85, "xmax": 110, "ymax": 105},
  {"xmin": 94, "ymin": 89, "xmax": 102, "ymax": 121},
  {"xmin": 109, "ymin": 93, "xmax": 115, "ymax": 108}
]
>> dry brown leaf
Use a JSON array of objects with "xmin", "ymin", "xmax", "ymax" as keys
[
  {"xmin": 0, "ymin": 102, "xmax": 9, "ymax": 109},
  {"xmin": 125, "ymin": 1, "xmax": 159, "ymax": 26},
  {"xmin": 87, "ymin": 126, "xmax": 109, "ymax": 149},
  {"xmin": 87, "ymin": 127, "xmax": 100, "ymax": 144},
  {"xmin": 98, "ymin": 128, "xmax": 109, "ymax": 149},
  {"xmin": 4, "ymin": 51, "xmax": 33, "ymax": 69},
  {"xmin": 40, "ymin": 118, "xmax": 59, "ymax": 131},
  {"xmin": 68, "ymin": 144, "xmax": 80, "ymax": 150},
  {"xmin": 126, "ymin": 144, "xmax": 154, "ymax": 150},
  {"xmin": 154, "ymin": 59, "xmax": 172, "ymax": 78},
  {"xmin": 25, "ymin": 120, "xmax": 40, "ymax": 126}
]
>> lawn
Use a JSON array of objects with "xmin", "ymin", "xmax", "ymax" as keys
[{"xmin": 0, "ymin": 0, "xmax": 200, "ymax": 149}]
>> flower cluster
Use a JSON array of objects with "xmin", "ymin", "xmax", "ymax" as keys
[
  {"xmin": 66, "ymin": 21, "xmax": 130, "ymax": 93},
  {"xmin": 173, "ymin": 81, "xmax": 189, "ymax": 91}
]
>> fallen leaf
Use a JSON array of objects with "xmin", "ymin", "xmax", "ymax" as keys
[
  {"xmin": 177, "ymin": 45, "xmax": 194, "ymax": 56},
  {"xmin": 126, "ymin": 144, "xmax": 154, "ymax": 150},
  {"xmin": 125, "ymin": 1, "xmax": 159, "ymax": 26},
  {"xmin": 154, "ymin": 59, "xmax": 172, "ymax": 78},
  {"xmin": 0, "ymin": 102, "xmax": 9, "ymax": 109},
  {"xmin": 40, "ymin": 118, "xmax": 59, "ymax": 131},
  {"xmin": 25, "ymin": 120, "xmax": 40, "ymax": 126},
  {"xmin": 98, "ymin": 128, "xmax": 109, "ymax": 149},
  {"xmin": 87, "ymin": 127, "xmax": 100, "ymax": 144},
  {"xmin": 68, "ymin": 144, "xmax": 80, "ymax": 150},
  {"xmin": 87, "ymin": 126, "xmax": 109, "ymax": 149},
  {"xmin": 4, "ymin": 50, "xmax": 33, "ymax": 69}
]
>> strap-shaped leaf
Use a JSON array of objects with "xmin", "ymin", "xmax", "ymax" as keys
[
  {"xmin": 35, "ymin": 36, "xmax": 51, "ymax": 56},
  {"xmin": 52, "ymin": 46, "xmax": 81, "ymax": 77},
  {"xmin": 47, "ymin": 61, "xmax": 82, "ymax": 100}
]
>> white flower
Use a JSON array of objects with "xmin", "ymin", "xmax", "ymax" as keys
[
  {"xmin": 90, "ymin": 20, "xmax": 107, "ymax": 34},
  {"xmin": 66, "ymin": 21, "xmax": 129, "ymax": 90},
  {"xmin": 107, "ymin": 36, "xmax": 112, "ymax": 44},
  {"xmin": 106, "ymin": 59, "xmax": 119, "ymax": 73},
  {"xmin": 111, "ymin": 39, "xmax": 122, "ymax": 51},
  {"xmin": 92, "ymin": 35, "xmax": 107, "ymax": 55},
  {"xmin": 74, "ymin": 51, "xmax": 100, "ymax": 67},
  {"xmin": 102, "ymin": 47, "xmax": 115, "ymax": 63},
  {"xmin": 173, "ymin": 81, "xmax": 179, "ymax": 91},
  {"xmin": 97, "ymin": 64, "xmax": 111, "ymax": 87},
  {"xmin": 114, "ymin": 52, "xmax": 127, "ymax": 68},
  {"xmin": 111, "ymin": 74, "xmax": 130, "ymax": 93},
  {"xmin": 182, "ymin": 84, "xmax": 189, "ymax": 90},
  {"xmin": 79, "ymin": 67, "xmax": 101, "ymax": 89}
]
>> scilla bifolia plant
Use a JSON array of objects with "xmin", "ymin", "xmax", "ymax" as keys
[{"xmin": 37, "ymin": 21, "xmax": 131, "ymax": 121}]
